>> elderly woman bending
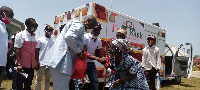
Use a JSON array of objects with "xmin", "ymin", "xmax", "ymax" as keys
[{"xmin": 105, "ymin": 39, "xmax": 149, "ymax": 90}]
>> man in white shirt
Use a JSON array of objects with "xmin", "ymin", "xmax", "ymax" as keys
[
  {"xmin": 35, "ymin": 25, "xmax": 54, "ymax": 90},
  {"xmin": 0, "ymin": 6, "xmax": 14, "ymax": 87},
  {"xmin": 83, "ymin": 22, "xmax": 102, "ymax": 90},
  {"xmin": 141, "ymin": 35, "xmax": 161, "ymax": 90},
  {"xmin": 14, "ymin": 18, "xmax": 40, "ymax": 90}
]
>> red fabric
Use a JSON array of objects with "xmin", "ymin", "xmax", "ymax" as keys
[
  {"xmin": 95, "ymin": 3, "xmax": 106, "ymax": 20},
  {"xmin": 71, "ymin": 51, "xmax": 91, "ymax": 80},
  {"xmin": 98, "ymin": 11, "xmax": 106, "ymax": 20},
  {"xmin": 67, "ymin": 11, "xmax": 71, "ymax": 19},
  {"xmin": 111, "ymin": 12, "xmax": 118, "ymax": 16},
  {"xmin": 20, "ymin": 41, "xmax": 37, "ymax": 68},
  {"xmin": 54, "ymin": 30, "xmax": 58, "ymax": 35},
  {"xmin": 103, "ymin": 56, "xmax": 114, "ymax": 77}
]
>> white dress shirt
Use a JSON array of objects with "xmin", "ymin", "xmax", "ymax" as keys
[
  {"xmin": 84, "ymin": 33, "xmax": 102, "ymax": 62},
  {"xmin": 14, "ymin": 30, "xmax": 40, "ymax": 48},
  {"xmin": 37, "ymin": 36, "xmax": 54, "ymax": 66},
  {"xmin": 141, "ymin": 45, "xmax": 161, "ymax": 70},
  {"xmin": 0, "ymin": 20, "xmax": 8, "ymax": 66}
]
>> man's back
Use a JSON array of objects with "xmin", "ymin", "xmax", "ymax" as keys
[{"xmin": 0, "ymin": 20, "xmax": 8, "ymax": 66}]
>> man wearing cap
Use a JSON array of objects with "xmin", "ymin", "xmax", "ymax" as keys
[
  {"xmin": 35, "ymin": 25, "xmax": 54, "ymax": 90},
  {"xmin": 141, "ymin": 35, "xmax": 161, "ymax": 90},
  {"xmin": 83, "ymin": 22, "xmax": 103, "ymax": 90}
]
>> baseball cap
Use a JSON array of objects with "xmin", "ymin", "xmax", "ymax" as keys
[
  {"xmin": 94, "ymin": 22, "xmax": 102, "ymax": 29},
  {"xmin": 44, "ymin": 25, "xmax": 54, "ymax": 30},
  {"xmin": 147, "ymin": 35, "xmax": 155, "ymax": 40}
]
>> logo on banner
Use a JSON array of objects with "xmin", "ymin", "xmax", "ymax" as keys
[{"xmin": 122, "ymin": 21, "xmax": 143, "ymax": 40}]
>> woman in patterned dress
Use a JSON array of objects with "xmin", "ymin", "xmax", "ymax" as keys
[{"xmin": 105, "ymin": 39, "xmax": 149, "ymax": 90}]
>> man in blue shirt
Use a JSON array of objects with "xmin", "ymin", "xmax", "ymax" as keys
[
  {"xmin": 0, "ymin": 6, "xmax": 14, "ymax": 87},
  {"xmin": 41, "ymin": 15, "xmax": 98, "ymax": 90}
]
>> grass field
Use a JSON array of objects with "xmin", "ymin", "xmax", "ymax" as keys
[
  {"xmin": 1, "ymin": 71, "xmax": 200, "ymax": 90},
  {"xmin": 160, "ymin": 77, "xmax": 200, "ymax": 90}
]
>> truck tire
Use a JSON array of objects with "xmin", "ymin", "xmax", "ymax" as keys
[{"xmin": 172, "ymin": 76, "xmax": 181, "ymax": 84}]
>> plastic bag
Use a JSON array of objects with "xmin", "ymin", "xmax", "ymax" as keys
[
  {"xmin": 71, "ymin": 51, "xmax": 91, "ymax": 80},
  {"xmin": 155, "ymin": 73, "xmax": 161, "ymax": 90}
]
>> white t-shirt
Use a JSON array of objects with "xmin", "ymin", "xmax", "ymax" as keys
[
  {"xmin": 37, "ymin": 36, "xmax": 54, "ymax": 66},
  {"xmin": 84, "ymin": 33, "xmax": 102, "ymax": 62},
  {"xmin": 14, "ymin": 30, "xmax": 40, "ymax": 48},
  {"xmin": 0, "ymin": 21, "xmax": 8, "ymax": 66}
]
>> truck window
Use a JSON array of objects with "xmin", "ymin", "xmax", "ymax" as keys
[
  {"xmin": 165, "ymin": 44, "xmax": 173, "ymax": 75},
  {"xmin": 60, "ymin": 24, "xmax": 66, "ymax": 33}
]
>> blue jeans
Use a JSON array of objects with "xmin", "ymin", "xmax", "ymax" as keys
[
  {"xmin": 86, "ymin": 62, "xmax": 99, "ymax": 90},
  {"xmin": 0, "ymin": 66, "xmax": 5, "ymax": 87}
]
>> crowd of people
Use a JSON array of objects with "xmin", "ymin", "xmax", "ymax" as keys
[{"xmin": 0, "ymin": 6, "xmax": 161, "ymax": 90}]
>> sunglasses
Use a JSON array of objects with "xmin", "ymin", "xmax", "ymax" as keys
[{"xmin": 30, "ymin": 23, "xmax": 38, "ymax": 27}]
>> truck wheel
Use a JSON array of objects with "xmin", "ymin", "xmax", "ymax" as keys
[{"xmin": 172, "ymin": 76, "xmax": 181, "ymax": 84}]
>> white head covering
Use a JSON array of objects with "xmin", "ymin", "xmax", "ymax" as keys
[
  {"xmin": 116, "ymin": 28, "xmax": 127, "ymax": 36},
  {"xmin": 111, "ymin": 39, "xmax": 130, "ymax": 52}
]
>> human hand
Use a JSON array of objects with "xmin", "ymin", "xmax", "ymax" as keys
[
  {"xmin": 77, "ymin": 52, "xmax": 86, "ymax": 60},
  {"xmin": 113, "ymin": 79, "xmax": 121, "ymax": 88},
  {"xmin": 17, "ymin": 65, "xmax": 23, "ymax": 73},
  {"xmin": 9, "ymin": 55, "xmax": 14, "ymax": 60},
  {"xmin": 35, "ymin": 61, "xmax": 40, "ymax": 71}
]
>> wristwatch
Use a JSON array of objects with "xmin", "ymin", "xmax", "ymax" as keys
[{"xmin": 17, "ymin": 64, "xmax": 22, "ymax": 66}]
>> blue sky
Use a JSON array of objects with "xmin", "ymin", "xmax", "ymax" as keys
[{"xmin": 1, "ymin": 0, "xmax": 200, "ymax": 55}]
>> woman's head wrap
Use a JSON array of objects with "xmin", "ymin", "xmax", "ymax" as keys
[
  {"xmin": 111, "ymin": 39, "xmax": 130, "ymax": 52},
  {"xmin": 116, "ymin": 28, "xmax": 127, "ymax": 36}
]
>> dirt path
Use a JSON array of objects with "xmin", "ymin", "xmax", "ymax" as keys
[{"xmin": 191, "ymin": 71, "xmax": 200, "ymax": 78}]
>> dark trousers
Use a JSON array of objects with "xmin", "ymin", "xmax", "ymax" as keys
[
  {"xmin": 16, "ymin": 67, "xmax": 34, "ymax": 90},
  {"xmin": 0, "ymin": 66, "xmax": 5, "ymax": 87},
  {"xmin": 144, "ymin": 67, "xmax": 157, "ymax": 90},
  {"xmin": 12, "ymin": 58, "xmax": 17, "ymax": 90},
  {"xmin": 6, "ymin": 57, "xmax": 13, "ymax": 79}
]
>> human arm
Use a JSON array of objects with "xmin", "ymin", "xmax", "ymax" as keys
[
  {"xmin": 35, "ymin": 48, "xmax": 40, "ymax": 71},
  {"xmin": 64, "ymin": 22, "xmax": 86, "ymax": 59},
  {"xmin": 141, "ymin": 49, "xmax": 146, "ymax": 71},
  {"xmin": 89, "ymin": 55, "xmax": 106, "ymax": 64},
  {"xmin": 14, "ymin": 33, "xmax": 23, "ymax": 72},
  {"xmin": 16, "ymin": 48, "xmax": 23, "ymax": 72},
  {"xmin": 34, "ymin": 38, "xmax": 41, "ymax": 71},
  {"xmin": 156, "ymin": 48, "xmax": 161, "ymax": 71},
  {"xmin": 113, "ymin": 58, "xmax": 138, "ymax": 88},
  {"xmin": 113, "ymin": 74, "xmax": 137, "ymax": 88},
  {"xmin": 7, "ymin": 40, "xmax": 14, "ymax": 57}
]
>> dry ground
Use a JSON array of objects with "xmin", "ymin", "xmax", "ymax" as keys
[{"xmin": 1, "ymin": 71, "xmax": 200, "ymax": 90}]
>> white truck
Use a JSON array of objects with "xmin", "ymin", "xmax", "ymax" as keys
[{"xmin": 52, "ymin": 2, "xmax": 193, "ymax": 85}]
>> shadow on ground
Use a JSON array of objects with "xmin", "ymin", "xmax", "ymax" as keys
[{"xmin": 161, "ymin": 80, "xmax": 196, "ymax": 88}]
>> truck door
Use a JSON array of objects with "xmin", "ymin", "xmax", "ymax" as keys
[
  {"xmin": 174, "ymin": 44, "xmax": 192, "ymax": 77},
  {"xmin": 174, "ymin": 56, "xmax": 189, "ymax": 76}
]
